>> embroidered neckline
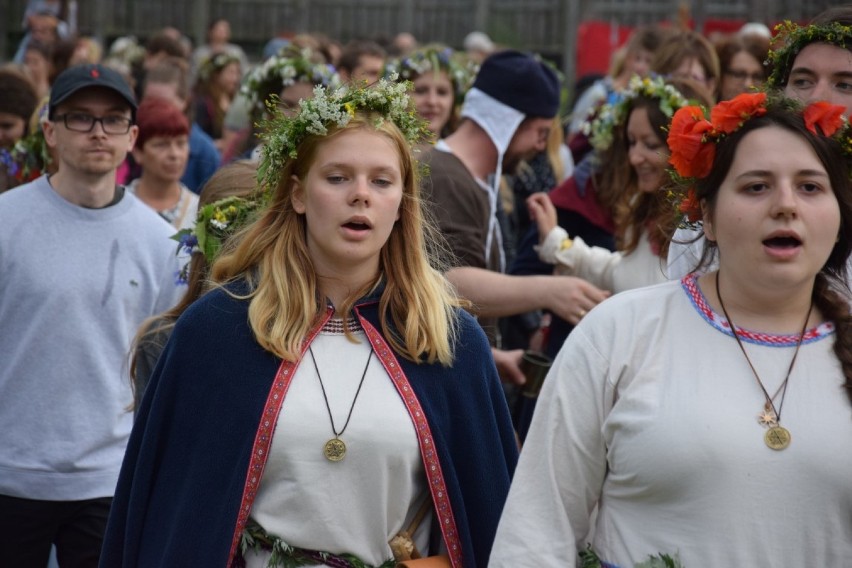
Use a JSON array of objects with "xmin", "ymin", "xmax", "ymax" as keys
[
  {"xmin": 681, "ymin": 273, "xmax": 834, "ymax": 346},
  {"xmin": 320, "ymin": 317, "xmax": 364, "ymax": 335}
]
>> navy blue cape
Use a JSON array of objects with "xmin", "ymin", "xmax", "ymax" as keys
[{"xmin": 100, "ymin": 284, "xmax": 518, "ymax": 567}]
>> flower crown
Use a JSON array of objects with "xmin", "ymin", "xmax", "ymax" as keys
[
  {"xmin": 766, "ymin": 20, "xmax": 852, "ymax": 88},
  {"xmin": 2, "ymin": 130, "xmax": 51, "ymax": 184},
  {"xmin": 583, "ymin": 75, "xmax": 690, "ymax": 152},
  {"xmin": 383, "ymin": 46, "xmax": 479, "ymax": 100},
  {"xmin": 241, "ymin": 47, "xmax": 340, "ymax": 113},
  {"xmin": 171, "ymin": 194, "xmax": 266, "ymax": 283},
  {"xmin": 106, "ymin": 36, "xmax": 145, "ymax": 66},
  {"xmin": 198, "ymin": 51, "xmax": 241, "ymax": 82},
  {"xmin": 256, "ymin": 76, "xmax": 430, "ymax": 193},
  {"xmin": 667, "ymin": 92, "xmax": 848, "ymax": 223},
  {"xmin": 1, "ymin": 98, "xmax": 52, "ymax": 185}
]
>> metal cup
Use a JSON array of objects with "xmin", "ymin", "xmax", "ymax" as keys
[
  {"xmin": 519, "ymin": 350, "xmax": 552, "ymax": 398},
  {"xmin": 514, "ymin": 350, "xmax": 553, "ymax": 443}
]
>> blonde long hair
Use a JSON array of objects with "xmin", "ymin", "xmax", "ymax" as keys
[{"xmin": 212, "ymin": 111, "xmax": 461, "ymax": 365}]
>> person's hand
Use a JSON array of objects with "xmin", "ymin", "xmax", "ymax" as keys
[
  {"xmin": 541, "ymin": 275, "xmax": 611, "ymax": 325},
  {"xmin": 527, "ymin": 193, "xmax": 558, "ymax": 243},
  {"xmin": 492, "ymin": 347, "xmax": 526, "ymax": 386}
]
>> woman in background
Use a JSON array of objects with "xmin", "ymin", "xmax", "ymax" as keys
[
  {"xmin": 384, "ymin": 44, "xmax": 477, "ymax": 140},
  {"xmin": 651, "ymin": 30, "xmax": 720, "ymax": 103},
  {"xmin": 130, "ymin": 160, "xmax": 261, "ymax": 404},
  {"xmin": 127, "ymin": 97, "xmax": 198, "ymax": 230},
  {"xmin": 528, "ymin": 76, "xmax": 713, "ymax": 295},
  {"xmin": 715, "ymin": 33, "xmax": 769, "ymax": 101},
  {"xmin": 193, "ymin": 51, "xmax": 242, "ymax": 152},
  {"xmin": 235, "ymin": 46, "xmax": 340, "ymax": 160}
]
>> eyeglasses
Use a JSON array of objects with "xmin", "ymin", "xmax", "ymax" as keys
[
  {"xmin": 725, "ymin": 69, "xmax": 765, "ymax": 83},
  {"xmin": 53, "ymin": 112, "xmax": 133, "ymax": 134}
]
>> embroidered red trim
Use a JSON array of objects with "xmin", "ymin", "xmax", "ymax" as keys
[
  {"xmin": 226, "ymin": 308, "xmax": 333, "ymax": 566},
  {"xmin": 359, "ymin": 315, "xmax": 464, "ymax": 568},
  {"xmin": 682, "ymin": 274, "xmax": 832, "ymax": 345}
]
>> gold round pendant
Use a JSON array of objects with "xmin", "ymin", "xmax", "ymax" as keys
[
  {"xmin": 764, "ymin": 426, "xmax": 791, "ymax": 450},
  {"xmin": 324, "ymin": 438, "xmax": 346, "ymax": 461}
]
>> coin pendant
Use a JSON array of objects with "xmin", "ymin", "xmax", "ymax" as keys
[
  {"xmin": 324, "ymin": 438, "xmax": 346, "ymax": 461},
  {"xmin": 764, "ymin": 426, "xmax": 791, "ymax": 450}
]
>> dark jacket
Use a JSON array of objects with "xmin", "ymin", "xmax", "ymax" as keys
[{"xmin": 100, "ymin": 283, "xmax": 518, "ymax": 567}]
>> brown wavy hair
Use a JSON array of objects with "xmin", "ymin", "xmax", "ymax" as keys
[{"xmin": 593, "ymin": 77, "xmax": 713, "ymax": 258}]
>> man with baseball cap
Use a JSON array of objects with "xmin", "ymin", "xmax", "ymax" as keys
[
  {"xmin": 422, "ymin": 50, "xmax": 609, "ymax": 384},
  {"xmin": 0, "ymin": 63, "xmax": 184, "ymax": 565}
]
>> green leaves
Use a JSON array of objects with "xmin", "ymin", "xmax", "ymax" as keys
[
  {"xmin": 579, "ymin": 544, "xmax": 684, "ymax": 568},
  {"xmin": 257, "ymin": 77, "xmax": 430, "ymax": 195},
  {"xmin": 239, "ymin": 521, "xmax": 397, "ymax": 567}
]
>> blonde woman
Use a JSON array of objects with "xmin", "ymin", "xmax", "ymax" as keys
[{"xmin": 102, "ymin": 79, "xmax": 517, "ymax": 568}]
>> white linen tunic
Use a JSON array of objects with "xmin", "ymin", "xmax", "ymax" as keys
[
  {"xmin": 538, "ymin": 226, "xmax": 667, "ymax": 293},
  {"xmin": 490, "ymin": 276, "xmax": 852, "ymax": 567},
  {"xmin": 245, "ymin": 319, "xmax": 429, "ymax": 567}
]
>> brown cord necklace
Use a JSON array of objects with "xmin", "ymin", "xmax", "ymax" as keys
[
  {"xmin": 715, "ymin": 271, "xmax": 812, "ymax": 451},
  {"xmin": 309, "ymin": 345, "xmax": 373, "ymax": 462}
]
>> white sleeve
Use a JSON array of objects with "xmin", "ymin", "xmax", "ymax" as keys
[
  {"xmin": 666, "ymin": 226, "xmax": 710, "ymax": 279},
  {"xmin": 537, "ymin": 226, "xmax": 622, "ymax": 291},
  {"xmin": 490, "ymin": 325, "xmax": 612, "ymax": 567}
]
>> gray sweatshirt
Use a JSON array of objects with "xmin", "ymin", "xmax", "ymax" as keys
[{"xmin": 0, "ymin": 176, "xmax": 184, "ymax": 500}]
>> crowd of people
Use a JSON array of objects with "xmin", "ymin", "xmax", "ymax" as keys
[{"xmin": 2, "ymin": 1, "xmax": 852, "ymax": 567}]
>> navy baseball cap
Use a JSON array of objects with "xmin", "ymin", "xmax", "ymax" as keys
[{"xmin": 49, "ymin": 64, "xmax": 138, "ymax": 119}]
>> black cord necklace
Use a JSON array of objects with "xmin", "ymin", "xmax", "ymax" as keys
[
  {"xmin": 715, "ymin": 271, "xmax": 811, "ymax": 451},
  {"xmin": 308, "ymin": 345, "xmax": 373, "ymax": 462}
]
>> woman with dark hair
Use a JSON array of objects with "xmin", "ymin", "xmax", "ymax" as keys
[
  {"xmin": 668, "ymin": 7, "xmax": 852, "ymax": 278},
  {"xmin": 512, "ymin": 76, "xmax": 711, "ymax": 357},
  {"xmin": 529, "ymin": 76, "xmax": 713, "ymax": 295},
  {"xmin": 0, "ymin": 67, "xmax": 38, "ymax": 150},
  {"xmin": 0, "ymin": 68, "xmax": 39, "ymax": 193},
  {"xmin": 715, "ymin": 33, "xmax": 769, "ymax": 101},
  {"xmin": 651, "ymin": 29, "xmax": 720, "ymax": 102},
  {"xmin": 192, "ymin": 51, "xmax": 242, "ymax": 151},
  {"xmin": 491, "ymin": 93, "xmax": 852, "ymax": 566}
]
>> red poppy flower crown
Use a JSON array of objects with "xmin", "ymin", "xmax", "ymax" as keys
[{"xmin": 667, "ymin": 92, "xmax": 848, "ymax": 224}]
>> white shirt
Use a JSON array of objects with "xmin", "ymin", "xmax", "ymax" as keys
[
  {"xmin": 491, "ymin": 276, "xmax": 852, "ymax": 567},
  {"xmin": 127, "ymin": 179, "xmax": 199, "ymax": 231},
  {"xmin": 538, "ymin": 225, "xmax": 667, "ymax": 293},
  {"xmin": 245, "ymin": 320, "xmax": 429, "ymax": 567}
]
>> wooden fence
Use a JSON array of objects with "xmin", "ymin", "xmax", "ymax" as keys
[{"xmin": 2, "ymin": 0, "xmax": 839, "ymax": 87}]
